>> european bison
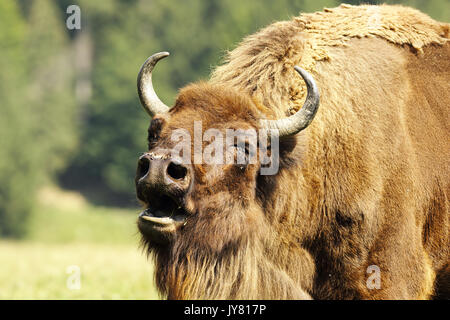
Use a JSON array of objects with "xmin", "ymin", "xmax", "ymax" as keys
[{"xmin": 135, "ymin": 4, "xmax": 449, "ymax": 299}]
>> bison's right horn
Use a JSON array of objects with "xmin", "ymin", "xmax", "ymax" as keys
[
  {"xmin": 260, "ymin": 66, "xmax": 320, "ymax": 137},
  {"xmin": 137, "ymin": 52, "xmax": 171, "ymax": 117}
]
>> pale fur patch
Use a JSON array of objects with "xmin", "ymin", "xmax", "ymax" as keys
[{"xmin": 211, "ymin": 4, "xmax": 449, "ymax": 116}]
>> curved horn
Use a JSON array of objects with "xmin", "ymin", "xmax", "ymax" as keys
[
  {"xmin": 137, "ymin": 52, "xmax": 170, "ymax": 116},
  {"xmin": 260, "ymin": 66, "xmax": 320, "ymax": 137}
]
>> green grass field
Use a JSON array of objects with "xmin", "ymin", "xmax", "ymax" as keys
[{"xmin": 0, "ymin": 187, "xmax": 160, "ymax": 299}]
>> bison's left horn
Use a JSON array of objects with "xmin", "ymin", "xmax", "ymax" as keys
[
  {"xmin": 137, "ymin": 52, "xmax": 170, "ymax": 116},
  {"xmin": 260, "ymin": 66, "xmax": 320, "ymax": 137}
]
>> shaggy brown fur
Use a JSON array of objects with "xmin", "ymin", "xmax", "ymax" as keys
[{"xmin": 138, "ymin": 4, "xmax": 449, "ymax": 299}]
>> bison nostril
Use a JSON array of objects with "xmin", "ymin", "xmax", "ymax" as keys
[
  {"xmin": 137, "ymin": 157, "xmax": 150, "ymax": 180},
  {"xmin": 167, "ymin": 161, "xmax": 187, "ymax": 180}
]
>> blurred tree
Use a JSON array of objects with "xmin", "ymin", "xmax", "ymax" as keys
[
  {"xmin": 0, "ymin": 0, "xmax": 76, "ymax": 237},
  {"xmin": 0, "ymin": 0, "xmax": 35, "ymax": 237},
  {"xmin": 59, "ymin": 0, "xmax": 154, "ymax": 205},
  {"xmin": 26, "ymin": 0, "xmax": 78, "ymax": 177}
]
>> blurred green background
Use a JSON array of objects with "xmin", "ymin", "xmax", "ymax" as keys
[{"xmin": 0, "ymin": 0, "xmax": 448, "ymax": 299}]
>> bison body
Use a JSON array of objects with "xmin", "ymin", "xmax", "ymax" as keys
[{"xmin": 136, "ymin": 4, "xmax": 449, "ymax": 299}]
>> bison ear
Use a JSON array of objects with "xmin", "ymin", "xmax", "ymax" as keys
[
  {"xmin": 137, "ymin": 52, "xmax": 171, "ymax": 117},
  {"xmin": 260, "ymin": 66, "xmax": 320, "ymax": 137}
]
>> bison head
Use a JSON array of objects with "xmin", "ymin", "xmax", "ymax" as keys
[{"xmin": 135, "ymin": 52, "xmax": 319, "ymax": 299}]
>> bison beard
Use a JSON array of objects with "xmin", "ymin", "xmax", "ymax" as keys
[
  {"xmin": 135, "ymin": 4, "xmax": 449, "ymax": 299},
  {"xmin": 144, "ymin": 204, "xmax": 313, "ymax": 300}
]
